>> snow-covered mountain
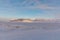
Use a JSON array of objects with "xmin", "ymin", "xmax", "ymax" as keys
[{"xmin": 9, "ymin": 18, "xmax": 60, "ymax": 23}]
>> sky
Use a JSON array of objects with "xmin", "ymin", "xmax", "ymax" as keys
[{"xmin": 0, "ymin": 0, "xmax": 60, "ymax": 19}]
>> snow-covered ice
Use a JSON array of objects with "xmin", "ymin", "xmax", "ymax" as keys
[{"xmin": 0, "ymin": 21, "xmax": 60, "ymax": 40}]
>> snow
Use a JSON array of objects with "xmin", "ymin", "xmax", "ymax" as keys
[{"xmin": 0, "ymin": 22, "xmax": 60, "ymax": 40}]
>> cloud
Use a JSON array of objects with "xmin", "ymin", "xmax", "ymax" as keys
[
  {"xmin": 22, "ymin": 5, "xmax": 60, "ymax": 10},
  {"xmin": 8, "ymin": 0, "xmax": 60, "ymax": 10},
  {"xmin": 14, "ymin": 0, "xmax": 59, "ymax": 10},
  {"xmin": 19, "ymin": 1, "xmax": 60, "ymax": 10}
]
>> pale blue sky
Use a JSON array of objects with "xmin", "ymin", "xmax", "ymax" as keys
[{"xmin": 0, "ymin": 0, "xmax": 60, "ymax": 19}]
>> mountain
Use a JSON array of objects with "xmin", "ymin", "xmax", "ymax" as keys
[
  {"xmin": 10, "ymin": 19, "xmax": 33, "ymax": 23},
  {"xmin": 10, "ymin": 18, "xmax": 60, "ymax": 23}
]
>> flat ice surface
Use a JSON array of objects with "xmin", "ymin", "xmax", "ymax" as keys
[{"xmin": 0, "ymin": 22, "xmax": 60, "ymax": 40}]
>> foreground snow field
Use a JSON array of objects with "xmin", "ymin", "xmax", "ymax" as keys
[{"xmin": 0, "ymin": 22, "xmax": 60, "ymax": 40}]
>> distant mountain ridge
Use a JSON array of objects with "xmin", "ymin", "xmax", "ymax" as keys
[
  {"xmin": 10, "ymin": 18, "xmax": 60, "ymax": 23},
  {"xmin": 10, "ymin": 19, "xmax": 32, "ymax": 23}
]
